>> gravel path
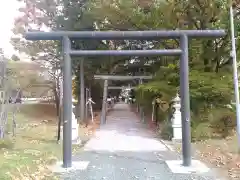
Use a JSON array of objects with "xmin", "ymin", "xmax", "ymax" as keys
[{"xmin": 58, "ymin": 103, "xmax": 221, "ymax": 180}]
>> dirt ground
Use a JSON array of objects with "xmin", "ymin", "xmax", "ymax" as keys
[
  {"xmin": 163, "ymin": 130, "xmax": 240, "ymax": 179},
  {"xmin": 193, "ymin": 134, "xmax": 240, "ymax": 179}
]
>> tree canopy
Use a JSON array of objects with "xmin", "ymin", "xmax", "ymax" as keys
[{"xmin": 11, "ymin": 0, "xmax": 240, "ymax": 139}]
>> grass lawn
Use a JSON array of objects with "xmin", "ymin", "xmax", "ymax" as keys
[{"xmin": 0, "ymin": 104, "xmax": 99, "ymax": 180}]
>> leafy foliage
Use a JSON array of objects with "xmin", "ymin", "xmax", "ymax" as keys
[
  {"xmin": 88, "ymin": 0, "xmax": 239, "ymax": 140},
  {"xmin": 11, "ymin": 0, "xmax": 240, "ymax": 140}
]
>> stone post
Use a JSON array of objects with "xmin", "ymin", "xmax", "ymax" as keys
[
  {"xmin": 171, "ymin": 93, "xmax": 182, "ymax": 141},
  {"xmin": 60, "ymin": 99, "xmax": 81, "ymax": 144},
  {"xmin": 72, "ymin": 99, "xmax": 81, "ymax": 144}
]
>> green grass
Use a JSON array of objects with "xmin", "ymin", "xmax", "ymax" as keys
[{"xmin": 0, "ymin": 104, "xmax": 90, "ymax": 180}]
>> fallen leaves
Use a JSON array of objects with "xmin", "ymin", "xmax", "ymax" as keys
[
  {"xmin": 193, "ymin": 137, "xmax": 240, "ymax": 180},
  {"xmin": 24, "ymin": 149, "xmax": 41, "ymax": 156},
  {"xmin": 0, "ymin": 107, "xmax": 101, "ymax": 180},
  {"xmin": 6, "ymin": 164, "xmax": 59, "ymax": 180}
]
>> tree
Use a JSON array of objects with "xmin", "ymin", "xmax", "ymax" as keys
[
  {"xmin": 6, "ymin": 60, "xmax": 47, "ymax": 136},
  {"xmin": 11, "ymin": 0, "xmax": 118, "ymax": 137},
  {"xmin": 87, "ymin": 0, "xmax": 240, "ymax": 139},
  {"xmin": 11, "ymin": 55, "xmax": 20, "ymax": 61},
  {"xmin": 11, "ymin": 0, "xmax": 66, "ymax": 140},
  {"xmin": 54, "ymin": 0, "xmax": 130, "ymax": 113},
  {"xmin": 11, "ymin": 0, "xmax": 240, "ymax": 140}
]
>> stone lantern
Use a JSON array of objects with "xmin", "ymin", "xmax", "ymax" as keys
[
  {"xmin": 60, "ymin": 98, "xmax": 80, "ymax": 144},
  {"xmin": 171, "ymin": 93, "xmax": 182, "ymax": 141},
  {"xmin": 72, "ymin": 98, "xmax": 80, "ymax": 144}
]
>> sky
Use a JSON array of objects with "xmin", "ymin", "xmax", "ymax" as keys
[{"xmin": 0, "ymin": 0, "xmax": 22, "ymax": 58}]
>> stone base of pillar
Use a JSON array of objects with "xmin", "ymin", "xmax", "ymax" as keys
[
  {"xmin": 60, "ymin": 112, "xmax": 81, "ymax": 145},
  {"xmin": 60, "ymin": 127, "xmax": 81, "ymax": 145},
  {"xmin": 172, "ymin": 125, "xmax": 182, "ymax": 141},
  {"xmin": 72, "ymin": 111, "xmax": 81, "ymax": 145},
  {"xmin": 172, "ymin": 138, "xmax": 182, "ymax": 143}
]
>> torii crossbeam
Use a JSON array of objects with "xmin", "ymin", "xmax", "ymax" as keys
[
  {"xmin": 108, "ymin": 86, "xmax": 136, "ymax": 89},
  {"xmin": 94, "ymin": 75, "xmax": 152, "ymax": 80}
]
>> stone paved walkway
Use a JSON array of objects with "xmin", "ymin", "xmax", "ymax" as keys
[{"xmin": 59, "ymin": 103, "xmax": 221, "ymax": 180}]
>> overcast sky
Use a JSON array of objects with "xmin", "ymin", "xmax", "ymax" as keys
[{"xmin": 0, "ymin": 0, "xmax": 21, "ymax": 58}]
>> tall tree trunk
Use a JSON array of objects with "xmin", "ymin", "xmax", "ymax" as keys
[
  {"xmin": 53, "ymin": 83, "xmax": 61, "ymax": 142},
  {"xmin": 12, "ymin": 105, "xmax": 17, "ymax": 137},
  {"xmin": 202, "ymin": 40, "xmax": 213, "ymax": 72},
  {"xmin": 57, "ymin": 106, "xmax": 62, "ymax": 142}
]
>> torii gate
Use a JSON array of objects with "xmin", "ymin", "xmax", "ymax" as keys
[
  {"xmin": 94, "ymin": 75, "xmax": 152, "ymax": 125},
  {"xmin": 25, "ymin": 29, "xmax": 225, "ymax": 168}
]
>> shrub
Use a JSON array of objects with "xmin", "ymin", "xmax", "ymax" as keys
[
  {"xmin": 135, "ymin": 65, "xmax": 234, "ymax": 141},
  {"xmin": 159, "ymin": 120, "xmax": 173, "ymax": 140},
  {"xmin": 209, "ymin": 108, "xmax": 236, "ymax": 138},
  {"xmin": 191, "ymin": 122, "xmax": 214, "ymax": 141}
]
